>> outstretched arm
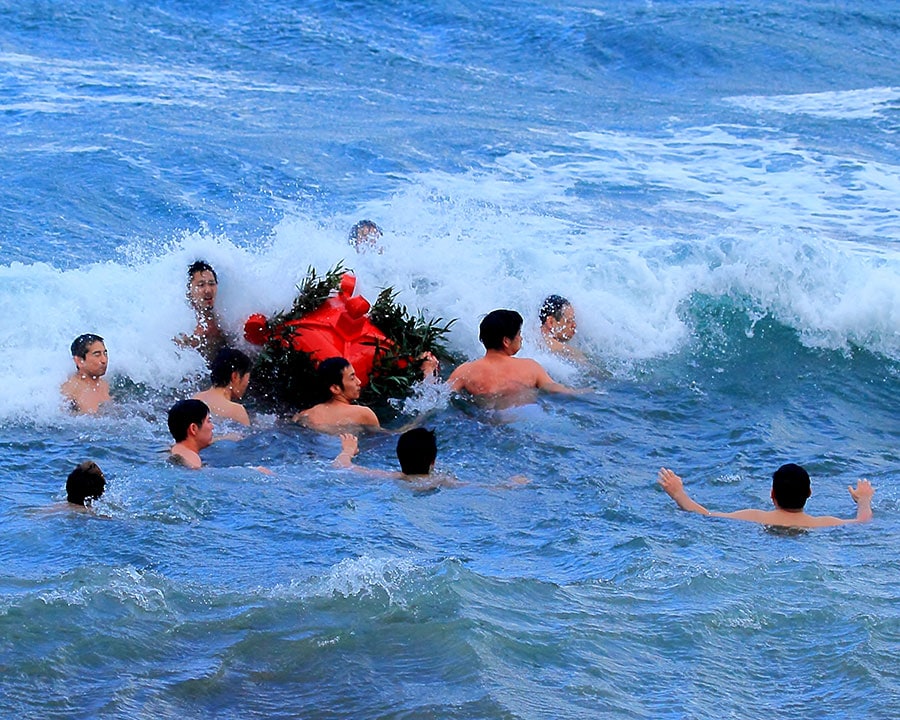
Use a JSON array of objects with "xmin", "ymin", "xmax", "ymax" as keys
[
  {"xmin": 333, "ymin": 433, "xmax": 358, "ymax": 468},
  {"xmin": 658, "ymin": 467, "xmax": 712, "ymax": 516},
  {"xmin": 848, "ymin": 479, "xmax": 875, "ymax": 523}
]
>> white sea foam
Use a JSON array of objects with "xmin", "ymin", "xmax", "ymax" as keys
[
  {"xmin": 2, "ymin": 118, "xmax": 899, "ymax": 421},
  {"xmin": 726, "ymin": 86, "xmax": 900, "ymax": 120}
]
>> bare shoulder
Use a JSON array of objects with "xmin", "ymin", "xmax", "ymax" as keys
[
  {"xmin": 448, "ymin": 360, "xmax": 475, "ymax": 384},
  {"xmin": 353, "ymin": 405, "xmax": 380, "ymax": 426},
  {"xmin": 710, "ymin": 509, "xmax": 775, "ymax": 523}
]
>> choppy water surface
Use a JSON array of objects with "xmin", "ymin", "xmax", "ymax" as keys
[{"xmin": 1, "ymin": 2, "xmax": 899, "ymax": 718}]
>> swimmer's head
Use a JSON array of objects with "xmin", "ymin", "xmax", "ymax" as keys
[
  {"xmin": 771, "ymin": 463, "xmax": 812, "ymax": 510},
  {"xmin": 167, "ymin": 399, "xmax": 211, "ymax": 442},
  {"xmin": 479, "ymin": 309, "xmax": 523, "ymax": 351},
  {"xmin": 187, "ymin": 260, "xmax": 217, "ymax": 283},
  {"xmin": 539, "ymin": 295, "xmax": 577, "ymax": 343},
  {"xmin": 70, "ymin": 333, "xmax": 104, "ymax": 359},
  {"xmin": 66, "ymin": 461, "xmax": 106, "ymax": 506},
  {"xmin": 396, "ymin": 428, "xmax": 437, "ymax": 475},
  {"xmin": 317, "ymin": 357, "xmax": 361, "ymax": 401},
  {"xmin": 187, "ymin": 260, "xmax": 218, "ymax": 310},
  {"xmin": 210, "ymin": 348, "xmax": 252, "ymax": 389},
  {"xmin": 348, "ymin": 220, "xmax": 383, "ymax": 250},
  {"xmin": 70, "ymin": 334, "xmax": 108, "ymax": 378}
]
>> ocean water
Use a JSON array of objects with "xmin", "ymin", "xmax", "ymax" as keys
[{"xmin": 1, "ymin": 1, "xmax": 899, "ymax": 718}]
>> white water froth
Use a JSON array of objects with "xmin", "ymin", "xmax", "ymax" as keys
[
  {"xmin": 726, "ymin": 86, "xmax": 900, "ymax": 120},
  {"xmin": 2, "ymin": 119, "xmax": 899, "ymax": 421}
]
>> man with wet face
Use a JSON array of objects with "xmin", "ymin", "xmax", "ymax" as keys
[
  {"xmin": 168, "ymin": 399, "xmax": 215, "ymax": 469},
  {"xmin": 292, "ymin": 356, "xmax": 381, "ymax": 432},
  {"xmin": 539, "ymin": 295, "xmax": 586, "ymax": 362},
  {"xmin": 60, "ymin": 333, "xmax": 111, "ymax": 414},
  {"xmin": 176, "ymin": 260, "xmax": 227, "ymax": 363}
]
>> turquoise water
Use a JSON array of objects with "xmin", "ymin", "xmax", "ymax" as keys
[{"xmin": 1, "ymin": 2, "xmax": 899, "ymax": 718}]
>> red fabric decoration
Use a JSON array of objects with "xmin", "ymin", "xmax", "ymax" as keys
[{"xmin": 242, "ymin": 274, "xmax": 389, "ymax": 386}]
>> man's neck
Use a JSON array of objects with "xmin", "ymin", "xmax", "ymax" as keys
[{"xmin": 76, "ymin": 372, "xmax": 104, "ymax": 385}]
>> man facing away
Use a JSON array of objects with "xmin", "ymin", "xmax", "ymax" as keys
[
  {"xmin": 448, "ymin": 309, "xmax": 577, "ymax": 403},
  {"xmin": 335, "ymin": 428, "xmax": 459, "ymax": 490},
  {"xmin": 539, "ymin": 295, "xmax": 586, "ymax": 363},
  {"xmin": 193, "ymin": 348, "xmax": 252, "ymax": 426},
  {"xmin": 66, "ymin": 461, "xmax": 106, "ymax": 508},
  {"xmin": 658, "ymin": 463, "xmax": 874, "ymax": 528},
  {"xmin": 292, "ymin": 357, "xmax": 381, "ymax": 432},
  {"xmin": 60, "ymin": 333, "xmax": 111, "ymax": 414},
  {"xmin": 335, "ymin": 429, "xmax": 527, "ymax": 491},
  {"xmin": 168, "ymin": 399, "xmax": 214, "ymax": 469}
]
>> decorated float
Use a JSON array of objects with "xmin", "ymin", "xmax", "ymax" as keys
[{"xmin": 244, "ymin": 264, "xmax": 455, "ymax": 411}]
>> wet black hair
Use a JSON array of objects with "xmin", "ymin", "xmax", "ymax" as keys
[
  {"xmin": 317, "ymin": 357, "xmax": 351, "ymax": 396},
  {"xmin": 167, "ymin": 399, "xmax": 210, "ymax": 442},
  {"xmin": 539, "ymin": 295, "xmax": 571, "ymax": 324},
  {"xmin": 209, "ymin": 348, "xmax": 252, "ymax": 387},
  {"xmin": 479, "ymin": 309, "xmax": 523, "ymax": 351},
  {"xmin": 348, "ymin": 220, "xmax": 382, "ymax": 245},
  {"xmin": 70, "ymin": 333, "xmax": 104, "ymax": 359},
  {"xmin": 396, "ymin": 428, "xmax": 437, "ymax": 475},
  {"xmin": 772, "ymin": 463, "xmax": 812, "ymax": 510},
  {"xmin": 66, "ymin": 461, "xmax": 106, "ymax": 506},
  {"xmin": 188, "ymin": 260, "xmax": 217, "ymax": 283}
]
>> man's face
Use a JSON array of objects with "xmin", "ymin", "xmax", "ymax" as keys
[
  {"xmin": 506, "ymin": 331, "xmax": 523, "ymax": 356},
  {"xmin": 337, "ymin": 364, "xmax": 362, "ymax": 400},
  {"xmin": 188, "ymin": 270, "xmax": 218, "ymax": 310},
  {"xmin": 75, "ymin": 341, "xmax": 108, "ymax": 378},
  {"xmin": 548, "ymin": 304, "xmax": 577, "ymax": 343},
  {"xmin": 232, "ymin": 372, "xmax": 251, "ymax": 400},
  {"xmin": 195, "ymin": 414, "xmax": 214, "ymax": 449}
]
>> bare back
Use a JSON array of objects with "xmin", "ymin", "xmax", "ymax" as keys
[
  {"xmin": 193, "ymin": 389, "xmax": 250, "ymax": 426},
  {"xmin": 294, "ymin": 401, "xmax": 380, "ymax": 433},
  {"xmin": 448, "ymin": 352, "xmax": 570, "ymax": 398}
]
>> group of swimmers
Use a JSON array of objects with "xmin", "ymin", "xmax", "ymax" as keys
[{"xmin": 58, "ymin": 254, "xmax": 875, "ymax": 527}]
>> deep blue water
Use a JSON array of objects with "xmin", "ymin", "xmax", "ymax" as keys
[{"xmin": 1, "ymin": 2, "xmax": 899, "ymax": 718}]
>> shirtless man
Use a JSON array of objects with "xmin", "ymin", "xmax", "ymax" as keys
[
  {"xmin": 60, "ymin": 333, "xmax": 111, "ymax": 414},
  {"xmin": 335, "ymin": 430, "xmax": 527, "ymax": 491},
  {"xmin": 539, "ymin": 295, "xmax": 586, "ymax": 362},
  {"xmin": 448, "ymin": 309, "xmax": 576, "ymax": 402},
  {"xmin": 292, "ymin": 357, "xmax": 380, "ymax": 432},
  {"xmin": 658, "ymin": 464, "xmax": 874, "ymax": 528},
  {"xmin": 193, "ymin": 348, "xmax": 252, "ymax": 426},
  {"xmin": 176, "ymin": 260, "xmax": 227, "ymax": 363},
  {"xmin": 167, "ymin": 399, "xmax": 214, "ymax": 469},
  {"xmin": 348, "ymin": 219, "xmax": 383, "ymax": 253}
]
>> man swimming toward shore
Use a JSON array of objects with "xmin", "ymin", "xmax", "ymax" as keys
[
  {"xmin": 176, "ymin": 260, "xmax": 228, "ymax": 363},
  {"xmin": 60, "ymin": 333, "xmax": 112, "ymax": 414},
  {"xmin": 168, "ymin": 399, "xmax": 214, "ymax": 469},
  {"xmin": 658, "ymin": 464, "xmax": 874, "ymax": 528},
  {"xmin": 448, "ymin": 309, "xmax": 577, "ymax": 404},
  {"xmin": 193, "ymin": 348, "xmax": 252, "ymax": 426},
  {"xmin": 292, "ymin": 357, "xmax": 381, "ymax": 432},
  {"xmin": 539, "ymin": 295, "xmax": 587, "ymax": 363}
]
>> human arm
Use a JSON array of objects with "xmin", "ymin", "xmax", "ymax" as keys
[
  {"xmin": 447, "ymin": 364, "xmax": 467, "ymax": 392},
  {"xmin": 418, "ymin": 352, "xmax": 441, "ymax": 383},
  {"xmin": 848, "ymin": 479, "xmax": 874, "ymax": 523},
  {"xmin": 534, "ymin": 362, "xmax": 580, "ymax": 395},
  {"xmin": 658, "ymin": 467, "xmax": 713, "ymax": 516},
  {"xmin": 333, "ymin": 433, "xmax": 358, "ymax": 468}
]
